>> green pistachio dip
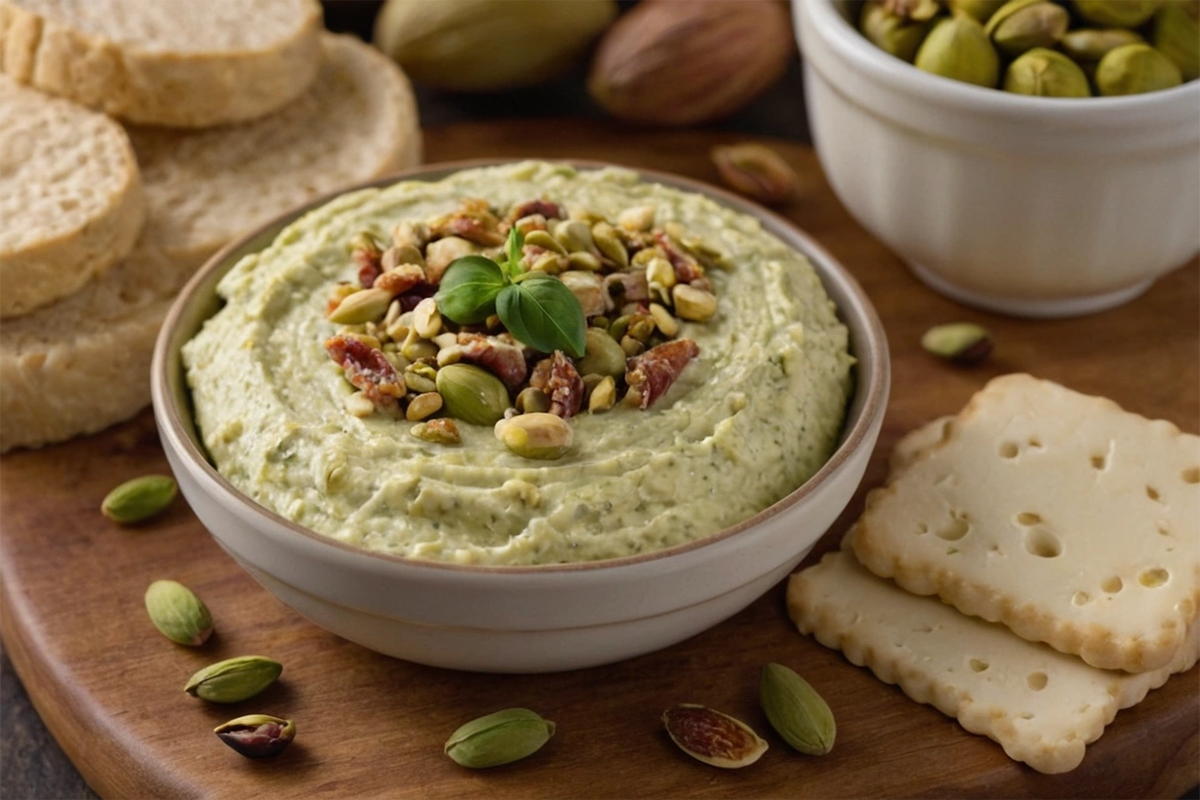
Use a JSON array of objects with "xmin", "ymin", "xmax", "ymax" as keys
[{"xmin": 183, "ymin": 162, "xmax": 854, "ymax": 566}]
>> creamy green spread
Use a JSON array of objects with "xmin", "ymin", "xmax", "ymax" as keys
[{"xmin": 183, "ymin": 162, "xmax": 854, "ymax": 565}]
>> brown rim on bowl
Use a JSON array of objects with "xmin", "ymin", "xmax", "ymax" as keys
[{"xmin": 152, "ymin": 158, "xmax": 889, "ymax": 574}]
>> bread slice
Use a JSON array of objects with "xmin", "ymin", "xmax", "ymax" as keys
[
  {"xmin": 850, "ymin": 374, "xmax": 1200, "ymax": 673},
  {"xmin": 0, "ymin": 0, "xmax": 323, "ymax": 127},
  {"xmin": 787, "ymin": 550, "xmax": 1197, "ymax": 774},
  {"xmin": 0, "ymin": 75, "xmax": 143, "ymax": 318},
  {"xmin": 0, "ymin": 34, "xmax": 423, "ymax": 452},
  {"xmin": 126, "ymin": 34, "xmax": 422, "ymax": 271}
]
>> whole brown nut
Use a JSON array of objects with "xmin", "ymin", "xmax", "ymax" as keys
[{"xmin": 587, "ymin": 0, "xmax": 794, "ymax": 126}]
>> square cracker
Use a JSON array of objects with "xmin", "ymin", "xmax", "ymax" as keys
[
  {"xmin": 787, "ymin": 550, "xmax": 1196, "ymax": 774},
  {"xmin": 850, "ymin": 374, "xmax": 1199, "ymax": 673}
]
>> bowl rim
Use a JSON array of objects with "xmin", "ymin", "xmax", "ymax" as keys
[
  {"xmin": 152, "ymin": 157, "xmax": 890, "ymax": 575},
  {"xmin": 797, "ymin": 0, "xmax": 1200, "ymax": 117}
]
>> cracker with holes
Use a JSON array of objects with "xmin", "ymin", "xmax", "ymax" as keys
[
  {"xmin": 787, "ymin": 550, "xmax": 1197, "ymax": 774},
  {"xmin": 850, "ymin": 373, "xmax": 1200, "ymax": 674}
]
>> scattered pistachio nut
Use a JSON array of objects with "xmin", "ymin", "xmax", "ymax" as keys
[
  {"xmin": 405, "ymin": 392, "xmax": 443, "ymax": 421},
  {"xmin": 672, "ymin": 284, "xmax": 718, "ymax": 322},
  {"xmin": 495, "ymin": 413, "xmax": 574, "ymax": 460},
  {"xmin": 711, "ymin": 143, "xmax": 799, "ymax": 205},
  {"xmin": 329, "ymin": 287, "xmax": 393, "ymax": 325},
  {"xmin": 662, "ymin": 704, "xmax": 769, "ymax": 769},
  {"xmin": 577, "ymin": 327, "xmax": 628, "ymax": 378},
  {"xmin": 215, "ymin": 715, "xmax": 296, "ymax": 759},
  {"xmin": 185, "ymin": 656, "xmax": 283, "ymax": 704},
  {"xmin": 437, "ymin": 363, "xmax": 512, "ymax": 426},
  {"xmin": 410, "ymin": 418, "xmax": 461, "ymax": 444},
  {"xmin": 921, "ymin": 322, "xmax": 993, "ymax": 365},
  {"xmin": 144, "ymin": 579, "xmax": 213, "ymax": 646},
  {"xmin": 444, "ymin": 708, "xmax": 556, "ymax": 769},
  {"xmin": 101, "ymin": 475, "xmax": 177, "ymax": 524},
  {"xmin": 588, "ymin": 376, "xmax": 617, "ymax": 413},
  {"xmin": 759, "ymin": 663, "xmax": 836, "ymax": 756}
]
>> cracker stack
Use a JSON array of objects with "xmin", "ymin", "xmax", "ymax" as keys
[
  {"xmin": 0, "ymin": 1, "xmax": 423, "ymax": 452},
  {"xmin": 786, "ymin": 374, "xmax": 1200, "ymax": 774}
]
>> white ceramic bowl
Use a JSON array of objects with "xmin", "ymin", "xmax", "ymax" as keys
[
  {"xmin": 152, "ymin": 161, "xmax": 889, "ymax": 674},
  {"xmin": 794, "ymin": 0, "xmax": 1200, "ymax": 318}
]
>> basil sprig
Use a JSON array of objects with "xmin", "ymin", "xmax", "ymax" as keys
[{"xmin": 434, "ymin": 227, "xmax": 586, "ymax": 358}]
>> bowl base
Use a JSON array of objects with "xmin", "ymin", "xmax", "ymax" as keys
[{"xmin": 906, "ymin": 260, "xmax": 1155, "ymax": 319}]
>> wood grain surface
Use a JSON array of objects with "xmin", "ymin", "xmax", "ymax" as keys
[{"xmin": 1, "ymin": 120, "xmax": 1196, "ymax": 800}]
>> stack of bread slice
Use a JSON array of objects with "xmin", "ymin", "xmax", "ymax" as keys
[
  {"xmin": 0, "ymin": 0, "xmax": 423, "ymax": 452},
  {"xmin": 787, "ymin": 373, "xmax": 1200, "ymax": 774}
]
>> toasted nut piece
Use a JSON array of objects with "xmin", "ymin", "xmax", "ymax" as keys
[
  {"xmin": 567, "ymin": 251, "xmax": 602, "ymax": 272},
  {"xmin": 412, "ymin": 297, "xmax": 443, "ymax": 339},
  {"xmin": 392, "ymin": 220, "xmax": 429, "ymax": 250},
  {"xmin": 621, "ymin": 335, "xmax": 644, "ymax": 357},
  {"xmin": 424, "ymin": 236, "xmax": 477, "ymax": 284},
  {"xmin": 555, "ymin": 219, "xmax": 594, "ymax": 253},
  {"xmin": 406, "ymin": 392, "xmax": 444, "ymax": 421},
  {"xmin": 345, "ymin": 391, "xmax": 377, "ymax": 417},
  {"xmin": 382, "ymin": 243, "xmax": 425, "ymax": 271},
  {"xmin": 402, "ymin": 339, "xmax": 440, "ymax": 361},
  {"xmin": 329, "ymin": 288, "xmax": 394, "ymax": 325},
  {"xmin": 649, "ymin": 303, "xmax": 679, "ymax": 338},
  {"xmin": 592, "ymin": 222, "xmax": 629, "ymax": 268},
  {"xmin": 645, "ymin": 257, "xmax": 677, "ymax": 291},
  {"xmin": 627, "ymin": 313, "xmax": 656, "ymax": 342},
  {"xmin": 531, "ymin": 252, "xmax": 569, "ymax": 274},
  {"xmin": 495, "ymin": 413, "xmax": 574, "ymax": 460},
  {"xmin": 588, "ymin": 376, "xmax": 617, "ymax": 413},
  {"xmin": 514, "ymin": 213, "xmax": 548, "ymax": 234},
  {"xmin": 618, "ymin": 205, "xmax": 656, "ymax": 231},
  {"xmin": 632, "ymin": 246, "xmax": 667, "ymax": 268},
  {"xmin": 411, "ymin": 418, "xmax": 461, "ymax": 444},
  {"xmin": 384, "ymin": 299, "xmax": 403, "ymax": 328},
  {"xmin": 516, "ymin": 387, "xmax": 552, "ymax": 414},
  {"xmin": 523, "ymin": 229, "xmax": 568, "ymax": 255},
  {"xmin": 672, "ymin": 284, "xmax": 717, "ymax": 321},
  {"xmin": 559, "ymin": 270, "xmax": 609, "ymax": 318},
  {"xmin": 404, "ymin": 363, "xmax": 439, "ymax": 393},
  {"xmin": 577, "ymin": 327, "xmax": 628, "ymax": 378},
  {"xmin": 609, "ymin": 315, "xmax": 632, "ymax": 341}
]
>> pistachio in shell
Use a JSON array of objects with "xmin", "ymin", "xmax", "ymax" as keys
[
  {"xmin": 1153, "ymin": 1, "xmax": 1200, "ymax": 81},
  {"xmin": 215, "ymin": 715, "xmax": 296, "ymax": 759},
  {"xmin": 860, "ymin": 0, "xmax": 936, "ymax": 63},
  {"xmin": 914, "ymin": 14, "xmax": 1001, "ymax": 87},
  {"xmin": 144, "ymin": 580, "xmax": 213, "ymax": 646},
  {"xmin": 984, "ymin": 0, "xmax": 1070, "ymax": 57},
  {"xmin": 1073, "ymin": 0, "xmax": 1162, "ymax": 29},
  {"xmin": 444, "ymin": 708, "xmax": 555, "ymax": 768},
  {"xmin": 1095, "ymin": 42, "xmax": 1183, "ymax": 95},
  {"xmin": 1004, "ymin": 48, "xmax": 1091, "ymax": 96},
  {"xmin": 1060, "ymin": 28, "xmax": 1144, "ymax": 64}
]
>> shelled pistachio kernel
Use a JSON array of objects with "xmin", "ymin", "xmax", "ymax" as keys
[
  {"xmin": 444, "ymin": 708, "xmax": 555, "ymax": 769},
  {"xmin": 144, "ymin": 579, "xmax": 213, "ymax": 646}
]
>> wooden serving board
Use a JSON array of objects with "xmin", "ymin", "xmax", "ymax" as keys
[{"xmin": 2, "ymin": 120, "xmax": 1197, "ymax": 799}]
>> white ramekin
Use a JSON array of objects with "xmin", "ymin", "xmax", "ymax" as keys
[
  {"xmin": 152, "ymin": 160, "xmax": 890, "ymax": 674},
  {"xmin": 794, "ymin": 0, "xmax": 1200, "ymax": 318}
]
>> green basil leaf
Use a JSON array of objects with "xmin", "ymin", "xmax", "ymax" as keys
[
  {"xmin": 496, "ymin": 276, "xmax": 586, "ymax": 358},
  {"xmin": 505, "ymin": 226, "xmax": 524, "ymax": 278},
  {"xmin": 434, "ymin": 255, "xmax": 507, "ymax": 324}
]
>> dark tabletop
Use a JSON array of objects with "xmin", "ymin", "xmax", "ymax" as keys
[{"xmin": 0, "ymin": 4, "xmax": 812, "ymax": 799}]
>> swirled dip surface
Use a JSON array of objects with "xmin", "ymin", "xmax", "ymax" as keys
[{"xmin": 183, "ymin": 162, "xmax": 854, "ymax": 565}]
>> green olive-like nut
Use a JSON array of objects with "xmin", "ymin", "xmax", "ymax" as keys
[
  {"xmin": 1153, "ymin": 1, "xmax": 1200, "ymax": 81},
  {"xmin": 523, "ymin": 229, "xmax": 567, "ymax": 255},
  {"xmin": 1095, "ymin": 42, "xmax": 1183, "ymax": 95},
  {"xmin": 921, "ymin": 322, "xmax": 993, "ymax": 364},
  {"xmin": 329, "ymin": 287, "xmax": 394, "ymax": 325},
  {"xmin": 915, "ymin": 14, "xmax": 1001, "ymax": 87},
  {"xmin": 144, "ymin": 580, "xmax": 213, "ymax": 646},
  {"xmin": 101, "ymin": 475, "xmax": 177, "ymax": 524},
  {"xmin": 444, "ymin": 708, "xmax": 555, "ymax": 769},
  {"xmin": 554, "ymin": 219, "xmax": 595, "ymax": 254},
  {"xmin": 759, "ymin": 663, "xmax": 837, "ymax": 756},
  {"xmin": 1074, "ymin": 0, "xmax": 1161, "ymax": 29},
  {"xmin": 515, "ymin": 387, "xmax": 552, "ymax": 414},
  {"xmin": 1004, "ymin": 48, "xmax": 1091, "ymax": 96},
  {"xmin": 860, "ymin": 0, "xmax": 935, "ymax": 62},
  {"xmin": 215, "ymin": 715, "xmax": 296, "ymax": 759},
  {"xmin": 495, "ymin": 413, "xmax": 574, "ymax": 460},
  {"xmin": 591, "ymin": 222, "xmax": 629, "ymax": 268},
  {"xmin": 576, "ymin": 328, "xmax": 628, "ymax": 378},
  {"xmin": 587, "ymin": 376, "xmax": 617, "ymax": 413},
  {"xmin": 185, "ymin": 656, "xmax": 282, "ymax": 704},
  {"xmin": 1060, "ymin": 28, "xmax": 1143, "ymax": 63},
  {"xmin": 436, "ymin": 363, "xmax": 512, "ymax": 426},
  {"xmin": 984, "ymin": 0, "xmax": 1069, "ymax": 56},
  {"xmin": 672, "ymin": 285, "xmax": 718, "ymax": 322}
]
